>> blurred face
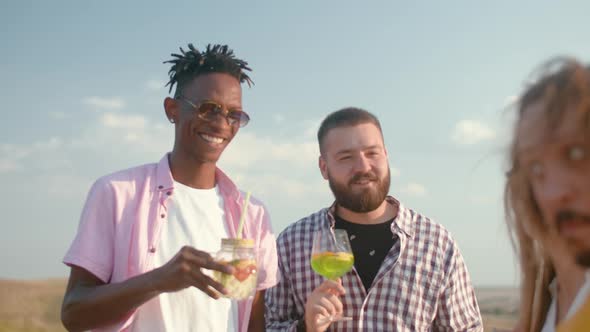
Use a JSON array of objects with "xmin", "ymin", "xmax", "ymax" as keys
[
  {"xmin": 319, "ymin": 123, "xmax": 390, "ymax": 213},
  {"xmin": 166, "ymin": 73, "xmax": 242, "ymax": 164},
  {"xmin": 516, "ymin": 100, "xmax": 590, "ymax": 266}
]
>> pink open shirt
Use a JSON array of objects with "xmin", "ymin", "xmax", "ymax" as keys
[{"xmin": 63, "ymin": 153, "xmax": 278, "ymax": 332}]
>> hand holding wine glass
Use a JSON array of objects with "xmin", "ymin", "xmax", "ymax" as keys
[
  {"xmin": 304, "ymin": 279, "xmax": 346, "ymax": 331},
  {"xmin": 306, "ymin": 228, "xmax": 354, "ymax": 328}
]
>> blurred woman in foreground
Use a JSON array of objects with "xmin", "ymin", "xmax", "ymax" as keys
[{"xmin": 505, "ymin": 58, "xmax": 590, "ymax": 332}]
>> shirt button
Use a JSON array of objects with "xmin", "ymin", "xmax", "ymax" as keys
[
  {"xmin": 166, "ymin": 191, "xmax": 172, "ymax": 196},
  {"xmin": 160, "ymin": 214, "xmax": 166, "ymax": 218},
  {"xmin": 158, "ymin": 185, "xmax": 163, "ymax": 189},
  {"xmin": 149, "ymin": 247, "xmax": 156, "ymax": 253}
]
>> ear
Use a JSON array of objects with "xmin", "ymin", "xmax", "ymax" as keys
[
  {"xmin": 319, "ymin": 155, "xmax": 329, "ymax": 180},
  {"xmin": 164, "ymin": 97, "xmax": 179, "ymax": 124}
]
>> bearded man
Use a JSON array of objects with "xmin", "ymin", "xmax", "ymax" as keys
[{"xmin": 265, "ymin": 107, "xmax": 483, "ymax": 332}]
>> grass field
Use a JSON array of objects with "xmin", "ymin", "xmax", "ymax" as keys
[
  {"xmin": 0, "ymin": 279, "xmax": 66, "ymax": 332},
  {"xmin": 0, "ymin": 279, "xmax": 518, "ymax": 331}
]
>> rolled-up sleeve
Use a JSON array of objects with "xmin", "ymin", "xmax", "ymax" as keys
[
  {"xmin": 254, "ymin": 203, "xmax": 279, "ymax": 290},
  {"xmin": 63, "ymin": 178, "xmax": 115, "ymax": 283}
]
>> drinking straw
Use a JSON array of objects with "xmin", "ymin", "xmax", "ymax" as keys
[{"xmin": 236, "ymin": 191, "xmax": 251, "ymax": 239}]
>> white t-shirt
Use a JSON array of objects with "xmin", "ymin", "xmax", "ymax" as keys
[
  {"xmin": 541, "ymin": 272, "xmax": 590, "ymax": 332},
  {"xmin": 130, "ymin": 182, "xmax": 238, "ymax": 332}
]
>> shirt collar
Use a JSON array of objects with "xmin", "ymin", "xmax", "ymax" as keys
[
  {"xmin": 155, "ymin": 153, "xmax": 174, "ymax": 192},
  {"xmin": 155, "ymin": 152, "xmax": 240, "ymax": 200},
  {"xmin": 325, "ymin": 196, "xmax": 415, "ymax": 238}
]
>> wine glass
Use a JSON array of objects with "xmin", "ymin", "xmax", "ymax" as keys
[{"xmin": 310, "ymin": 228, "xmax": 354, "ymax": 323}]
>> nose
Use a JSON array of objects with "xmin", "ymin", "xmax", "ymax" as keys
[
  {"xmin": 536, "ymin": 165, "xmax": 576, "ymax": 206},
  {"xmin": 352, "ymin": 155, "xmax": 372, "ymax": 174},
  {"xmin": 208, "ymin": 108, "xmax": 233, "ymax": 128}
]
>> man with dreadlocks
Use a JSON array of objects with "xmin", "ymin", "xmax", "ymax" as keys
[{"xmin": 61, "ymin": 43, "xmax": 278, "ymax": 332}]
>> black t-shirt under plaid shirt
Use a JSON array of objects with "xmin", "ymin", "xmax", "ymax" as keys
[
  {"xmin": 265, "ymin": 196, "xmax": 483, "ymax": 331},
  {"xmin": 334, "ymin": 215, "xmax": 396, "ymax": 292}
]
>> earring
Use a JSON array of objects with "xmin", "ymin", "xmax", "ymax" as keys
[{"xmin": 169, "ymin": 118, "xmax": 175, "ymax": 124}]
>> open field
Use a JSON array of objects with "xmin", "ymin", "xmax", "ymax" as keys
[
  {"xmin": 0, "ymin": 279, "xmax": 66, "ymax": 332},
  {"xmin": 0, "ymin": 279, "xmax": 518, "ymax": 331},
  {"xmin": 477, "ymin": 287, "xmax": 519, "ymax": 331}
]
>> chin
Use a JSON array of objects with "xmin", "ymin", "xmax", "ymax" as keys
[{"xmin": 189, "ymin": 146, "xmax": 224, "ymax": 162}]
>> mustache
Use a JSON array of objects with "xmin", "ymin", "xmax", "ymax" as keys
[
  {"xmin": 556, "ymin": 210, "xmax": 590, "ymax": 226},
  {"xmin": 349, "ymin": 172, "xmax": 378, "ymax": 185}
]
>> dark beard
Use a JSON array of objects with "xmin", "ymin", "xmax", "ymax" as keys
[{"xmin": 328, "ymin": 169, "xmax": 390, "ymax": 213}]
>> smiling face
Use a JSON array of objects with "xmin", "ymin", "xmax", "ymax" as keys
[
  {"xmin": 516, "ymin": 100, "xmax": 590, "ymax": 266},
  {"xmin": 319, "ymin": 122, "xmax": 390, "ymax": 213},
  {"xmin": 166, "ymin": 72, "xmax": 242, "ymax": 165}
]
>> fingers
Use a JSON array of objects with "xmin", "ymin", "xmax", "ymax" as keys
[
  {"xmin": 317, "ymin": 279, "xmax": 346, "ymax": 296},
  {"xmin": 192, "ymin": 279, "xmax": 224, "ymax": 299},
  {"xmin": 318, "ymin": 294, "xmax": 342, "ymax": 315},
  {"xmin": 305, "ymin": 291, "xmax": 343, "ymax": 331},
  {"xmin": 160, "ymin": 246, "xmax": 235, "ymax": 297},
  {"xmin": 189, "ymin": 268, "xmax": 228, "ymax": 296},
  {"xmin": 326, "ymin": 293, "xmax": 343, "ymax": 314},
  {"xmin": 179, "ymin": 246, "xmax": 234, "ymax": 274},
  {"xmin": 201, "ymin": 256, "xmax": 234, "ymax": 275}
]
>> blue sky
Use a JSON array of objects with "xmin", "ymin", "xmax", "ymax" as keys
[{"xmin": 1, "ymin": 1, "xmax": 589, "ymax": 286}]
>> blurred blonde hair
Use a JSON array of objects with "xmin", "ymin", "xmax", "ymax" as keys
[{"xmin": 505, "ymin": 58, "xmax": 590, "ymax": 332}]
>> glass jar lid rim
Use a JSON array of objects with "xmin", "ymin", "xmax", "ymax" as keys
[{"xmin": 221, "ymin": 238, "xmax": 254, "ymax": 247}]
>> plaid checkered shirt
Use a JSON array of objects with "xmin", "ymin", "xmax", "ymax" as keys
[{"xmin": 265, "ymin": 196, "xmax": 483, "ymax": 331}]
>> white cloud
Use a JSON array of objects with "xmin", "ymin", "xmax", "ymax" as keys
[
  {"xmin": 390, "ymin": 166, "xmax": 401, "ymax": 177},
  {"xmin": 221, "ymin": 132, "xmax": 318, "ymax": 170},
  {"xmin": 1, "ymin": 143, "xmax": 30, "ymax": 160},
  {"xmin": 33, "ymin": 137, "xmax": 62, "ymax": 150},
  {"xmin": 234, "ymin": 173, "xmax": 326, "ymax": 200},
  {"xmin": 401, "ymin": 183, "xmax": 427, "ymax": 196},
  {"xmin": 100, "ymin": 112, "xmax": 147, "ymax": 130},
  {"xmin": 503, "ymin": 95, "xmax": 518, "ymax": 108},
  {"xmin": 451, "ymin": 120, "xmax": 496, "ymax": 145},
  {"xmin": 146, "ymin": 79, "xmax": 166, "ymax": 91},
  {"xmin": 0, "ymin": 159, "xmax": 18, "ymax": 173},
  {"xmin": 272, "ymin": 114, "xmax": 285, "ymax": 124},
  {"xmin": 0, "ymin": 137, "xmax": 65, "ymax": 173},
  {"xmin": 83, "ymin": 96, "xmax": 125, "ymax": 110}
]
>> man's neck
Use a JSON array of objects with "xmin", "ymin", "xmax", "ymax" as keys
[
  {"xmin": 335, "ymin": 200, "xmax": 398, "ymax": 225},
  {"xmin": 169, "ymin": 151, "xmax": 217, "ymax": 189}
]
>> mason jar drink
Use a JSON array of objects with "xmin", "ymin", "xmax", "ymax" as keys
[{"xmin": 213, "ymin": 238, "xmax": 257, "ymax": 300}]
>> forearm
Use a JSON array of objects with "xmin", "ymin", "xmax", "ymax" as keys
[{"xmin": 61, "ymin": 270, "xmax": 160, "ymax": 331}]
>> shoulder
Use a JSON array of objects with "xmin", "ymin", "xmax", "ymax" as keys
[
  {"xmin": 91, "ymin": 162, "xmax": 158, "ymax": 192},
  {"xmin": 277, "ymin": 209, "xmax": 326, "ymax": 247},
  {"xmin": 402, "ymin": 206, "xmax": 460, "ymax": 257},
  {"xmin": 97, "ymin": 162, "xmax": 157, "ymax": 184},
  {"xmin": 414, "ymin": 210, "xmax": 453, "ymax": 241}
]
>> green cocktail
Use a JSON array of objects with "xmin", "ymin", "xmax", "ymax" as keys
[{"xmin": 311, "ymin": 251, "xmax": 354, "ymax": 280}]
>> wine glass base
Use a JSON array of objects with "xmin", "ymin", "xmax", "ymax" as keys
[{"xmin": 317, "ymin": 315, "xmax": 353, "ymax": 324}]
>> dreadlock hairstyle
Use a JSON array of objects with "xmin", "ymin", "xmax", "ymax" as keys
[
  {"xmin": 505, "ymin": 57, "xmax": 590, "ymax": 332},
  {"xmin": 164, "ymin": 43, "xmax": 253, "ymax": 98}
]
